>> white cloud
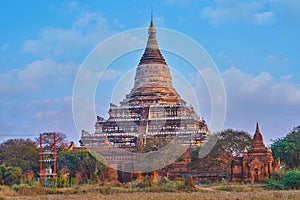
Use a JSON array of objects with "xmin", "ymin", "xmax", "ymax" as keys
[
  {"xmin": 32, "ymin": 96, "xmax": 79, "ymax": 141},
  {"xmin": 68, "ymin": 1, "xmax": 79, "ymax": 11},
  {"xmin": 190, "ymin": 66, "xmax": 300, "ymax": 142},
  {"xmin": 18, "ymin": 59, "xmax": 56, "ymax": 85},
  {"xmin": 30, "ymin": 98, "xmax": 61, "ymax": 110},
  {"xmin": 222, "ymin": 67, "xmax": 300, "ymax": 106},
  {"xmin": 0, "ymin": 63, "xmax": 82, "ymax": 139},
  {"xmin": 0, "ymin": 59, "xmax": 78, "ymax": 96},
  {"xmin": 22, "ymin": 28, "xmax": 84, "ymax": 58},
  {"xmin": 253, "ymin": 11, "xmax": 275, "ymax": 25},
  {"xmin": 22, "ymin": 11, "xmax": 113, "ymax": 59},
  {"xmin": 0, "ymin": 6, "xmax": 117, "ymax": 143},
  {"xmin": 0, "ymin": 96, "xmax": 78, "ymax": 142},
  {"xmin": 73, "ymin": 11, "xmax": 106, "ymax": 28},
  {"xmin": 113, "ymin": 19, "xmax": 125, "ymax": 29},
  {"xmin": 97, "ymin": 69, "xmax": 123, "ymax": 81},
  {"xmin": 270, "ymin": 0, "xmax": 300, "ymax": 20},
  {"xmin": 223, "ymin": 68, "xmax": 274, "ymax": 100},
  {"xmin": 201, "ymin": 1, "xmax": 259, "ymax": 25},
  {"xmin": 35, "ymin": 110, "xmax": 59, "ymax": 122},
  {"xmin": 71, "ymin": 95, "xmax": 100, "ymax": 135},
  {"xmin": 155, "ymin": 16, "xmax": 165, "ymax": 27},
  {"xmin": 18, "ymin": 59, "xmax": 77, "ymax": 89},
  {"xmin": 201, "ymin": 1, "xmax": 275, "ymax": 26},
  {"xmin": 266, "ymin": 53, "xmax": 288, "ymax": 65},
  {"xmin": 222, "ymin": 67, "xmax": 300, "ymax": 141},
  {"xmin": 0, "ymin": 70, "xmax": 28, "ymax": 97}
]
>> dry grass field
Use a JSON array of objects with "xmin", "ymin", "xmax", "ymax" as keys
[
  {"xmin": 1, "ymin": 184, "xmax": 300, "ymax": 200},
  {"xmin": 2, "ymin": 190, "xmax": 300, "ymax": 200}
]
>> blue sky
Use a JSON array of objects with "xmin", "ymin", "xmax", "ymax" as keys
[{"xmin": 0, "ymin": 0, "xmax": 299, "ymax": 145}]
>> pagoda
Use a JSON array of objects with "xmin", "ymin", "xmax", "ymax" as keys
[
  {"xmin": 230, "ymin": 123, "xmax": 280, "ymax": 182},
  {"xmin": 81, "ymin": 18, "xmax": 209, "ymax": 151}
]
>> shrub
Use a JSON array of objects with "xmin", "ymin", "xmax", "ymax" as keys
[
  {"xmin": 266, "ymin": 179, "xmax": 286, "ymax": 190},
  {"xmin": 271, "ymin": 171, "xmax": 285, "ymax": 182},
  {"xmin": 175, "ymin": 179, "xmax": 186, "ymax": 191},
  {"xmin": 184, "ymin": 176, "xmax": 195, "ymax": 189},
  {"xmin": 132, "ymin": 176, "xmax": 153, "ymax": 188},
  {"xmin": 141, "ymin": 175, "xmax": 153, "ymax": 188},
  {"xmin": 157, "ymin": 177, "xmax": 177, "ymax": 192},
  {"xmin": 282, "ymin": 170, "xmax": 300, "ymax": 189},
  {"xmin": 266, "ymin": 170, "xmax": 300, "ymax": 190}
]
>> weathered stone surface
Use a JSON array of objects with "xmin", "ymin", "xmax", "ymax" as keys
[{"xmin": 81, "ymin": 18, "xmax": 209, "ymax": 150}]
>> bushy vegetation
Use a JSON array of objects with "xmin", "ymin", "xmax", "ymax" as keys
[
  {"xmin": 57, "ymin": 150, "xmax": 107, "ymax": 185},
  {"xmin": 266, "ymin": 170, "xmax": 300, "ymax": 190},
  {"xmin": 0, "ymin": 165, "xmax": 23, "ymax": 186},
  {"xmin": 282, "ymin": 170, "xmax": 300, "ymax": 189},
  {"xmin": 271, "ymin": 126, "xmax": 300, "ymax": 170},
  {"xmin": 0, "ymin": 139, "xmax": 39, "ymax": 174},
  {"xmin": 188, "ymin": 129, "xmax": 252, "ymax": 176},
  {"xmin": 130, "ymin": 176, "xmax": 197, "ymax": 193}
]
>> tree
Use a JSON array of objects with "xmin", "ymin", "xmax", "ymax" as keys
[
  {"xmin": 37, "ymin": 132, "xmax": 69, "ymax": 151},
  {"xmin": 0, "ymin": 139, "xmax": 39, "ymax": 174},
  {"xmin": 4, "ymin": 166, "xmax": 23, "ymax": 185},
  {"xmin": 217, "ymin": 129, "xmax": 252, "ymax": 157},
  {"xmin": 57, "ymin": 150, "xmax": 107, "ymax": 184},
  {"xmin": 0, "ymin": 164, "xmax": 23, "ymax": 186},
  {"xmin": 266, "ymin": 170, "xmax": 300, "ymax": 190},
  {"xmin": 188, "ymin": 140, "xmax": 234, "ymax": 175},
  {"xmin": 189, "ymin": 129, "xmax": 252, "ymax": 175},
  {"xmin": 57, "ymin": 151, "xmax": 78, "ymax": 177},
  {"xmin": 271, "ymin": 126, "xmax": 300, "ymax": 170},
  {"xmin": 75, "ymin": 150, "xmax": 107, "ymax": 183},
  {"xmin": 0, "ymin": 164, "xmax": 6, "ymax": 185}
]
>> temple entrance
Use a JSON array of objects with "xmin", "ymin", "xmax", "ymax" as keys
[{"xmin": 254, "ymin": 168, "xmax": 259, "ymax": 181}]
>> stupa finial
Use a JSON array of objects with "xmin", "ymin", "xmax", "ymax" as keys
[
  {"xmin": 149, "ymin": 6, "xmax": 156, "ymax": 34},
  {"xmin": 252, "ymin": 122, "xmax": 265, "ymax": 149},
  {"xmin": 151, "ymin": 6, "xmax": 153, "ymax": 22},
  {"xmin": 256, "ymin": 122, "xmax": 260, "ymax": 133}
]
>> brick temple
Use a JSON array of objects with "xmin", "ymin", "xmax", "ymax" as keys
[{"xmin": 230, "ymin": 123, "xmax": 280, "ymax": 182}]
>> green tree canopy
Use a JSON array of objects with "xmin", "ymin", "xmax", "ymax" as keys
[
  {"xmin": 0, "ymin": 164, "xmax": 23, "ymax": 186},
  {"xmin": 271, "ymin": 126, "xmax": 300, "ymax": 170},
  {"xmin": 217, "ymin": 129, "xmax": 252, "ymax": 157},
  {"xmin": 0, "ymin": 139, "xmax": 39, "ymax": 174},
  {"xmin": 57, "ymin": 150, "xmax": 107, "ymax": 183},
  {"xmin": 189, "ymin": 129, "xmax": 252, "ymax": 175}
]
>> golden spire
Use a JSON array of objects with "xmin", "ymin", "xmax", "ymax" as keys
[
  {"xmin": 148, "ymin": 7, "xmax": 156, "ymax": 34},
  {"xmin": 139, "ymin": 9, "xmax": 166, "ymax": 65},
  {"xmin": 151, "ymin": 6, "xmax": 153, "ymax": 21}
]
